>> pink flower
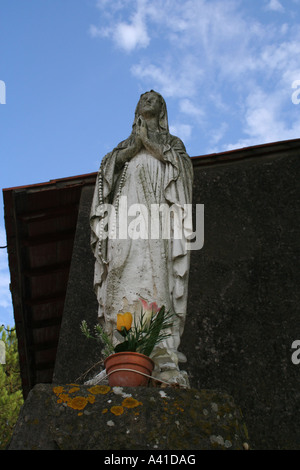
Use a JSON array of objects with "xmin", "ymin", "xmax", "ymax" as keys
[
  {"xmin": 139, "ymin": 298, "xmax": 161, "ymax": 327},
  {"xmin": 139, "ymin": 298, "xmax": 160, "ymax": 314}
]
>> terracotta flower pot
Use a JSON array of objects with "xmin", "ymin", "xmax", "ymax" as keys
[{"xmin": 104, "ymin": 351, "xmax": 155, "ymax": 387}]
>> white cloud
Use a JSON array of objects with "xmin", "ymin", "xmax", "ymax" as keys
[
  {"xmin": 129, "ymin": 0, "xmax": 279, "ymax": 98},
  {"xmin": 113, "ymin": 14, "xmax": 149, "ymax": 52},
  {"xmin": 265, "ymin": 0, "xmax": 284, "ymax": 12},
  {"xmin": 259, "ymin": 38, "xmax": 300, "ymax": 75},
  {"xmin": 179, "ymin": 99, "xmax": 204, "ymax": 118},
  {"xmin": 91, "ymin": 0, "xmax": 150, "ymax": 52},
  {"xmin": 91, "ymin": 0, "xmax": 300, "ymax": 152},
  {"xmin": 209, "ymin": 122, "xmax": 228, "ymax": 147},
  {"xmin": 89, "ymin": 24, "xmax": 104, "ymax": 38},
  {"xmin": 131, "ymin": 54, "xmax": 203, "ymax": 98},
  {"xmin": 169, "ymin": 123, "xmax": 192, "ymax": 142},
  {"xmin": 224, "ymin": 87, "xmax": 300, "ymax": 150}
]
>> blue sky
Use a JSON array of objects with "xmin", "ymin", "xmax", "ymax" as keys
[{"xmin": 1, "ymin": 0, "xmax": 300, "ymax": 326}]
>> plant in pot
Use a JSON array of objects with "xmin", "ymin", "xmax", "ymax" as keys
[{"xmin": 80, "ymin": 299, "xmax": 174, "ymax": 387}]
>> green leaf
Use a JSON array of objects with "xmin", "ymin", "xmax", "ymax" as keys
[
  {"xmin": 137, "ymin": 306, "xmax": 175, "ymax": 357},
  {"xmin": 120, "ymin": 326, "xmax": 129, "ymax": 338}
]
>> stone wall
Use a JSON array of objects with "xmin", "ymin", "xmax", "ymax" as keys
[{"xmin": 182, "ymin": 149, "xmax": 300, "ymax": 449}]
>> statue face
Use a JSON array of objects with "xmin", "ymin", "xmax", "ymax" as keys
[{"xmin": 137, "ymin": 92, "xmax": 162, "ymax": 118}]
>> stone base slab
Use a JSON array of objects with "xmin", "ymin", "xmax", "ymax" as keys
[{"xmin": 8, "ymin": 383, "xmax": 249, "ymax": 450}]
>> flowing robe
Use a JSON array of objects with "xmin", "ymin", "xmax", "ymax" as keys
[{"xmin": 90, "ymin": 131, "xmax": 193, "ymax": 377}]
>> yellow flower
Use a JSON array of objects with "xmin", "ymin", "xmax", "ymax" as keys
[{"xmin": 117, "ymin": 312, "xmax": 133, "ymax": 332}]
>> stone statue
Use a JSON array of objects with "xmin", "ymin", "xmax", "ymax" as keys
[{"xmin": 90, "ymin": 90, "xmax": 193, "ymax": 386}]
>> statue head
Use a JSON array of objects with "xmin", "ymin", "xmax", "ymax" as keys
[{"xmin": 132, "ymin": 90, "xmax": 169, "ymax": 134}]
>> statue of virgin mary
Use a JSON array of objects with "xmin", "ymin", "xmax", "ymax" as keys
[{"xmin": 90, "ymin": 91, "xmax": 193, "ymax": 386}]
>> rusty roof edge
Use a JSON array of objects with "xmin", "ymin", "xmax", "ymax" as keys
[
  {"xmin": 2, "ymin": 171, "xmax": 97, "ymax": 194},
  {"xmin": 191, "ymin": 137, "xmax": 300, "ymax": 165}
]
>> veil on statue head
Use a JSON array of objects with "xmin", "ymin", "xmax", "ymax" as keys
[{"xmin": 132, "ymin": 90, "xmax": 169, "ymax": 134}]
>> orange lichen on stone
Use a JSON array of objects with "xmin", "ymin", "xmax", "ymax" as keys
[
  {"xmin": 122, "ymin": 397, "xmax": 142, "ymax": 409},
  {"xmin": 68, "ymin": 387, "xmax": 80, "ymax": 394},
  {"xmin": 102, "ymin": 408, "xmax": 108, "ymax": 414},
  {"xmin": 110, "ymin": 406, "xmax": 124, "ymax": 416},
  {"xmin": 88, "ymin": 385, "xmax": 111, "ymax": 395},
  {"xmin": 57, "ymin": 393, "xmax": 72, "ymax": 405},
  {"xmin": 69, "ymin": 396, "xmax": 88, "ymax": 410},
  {"xmin": 53, "ymin": 386, "xmax": 64, "ymax": 395},
  {"xmin": 173, "ymin": 401, "xmax": 184, "ymax": 412},
  {"xmin": 53, "ymin": 384, "xmax": 108, "ymax": 413}
]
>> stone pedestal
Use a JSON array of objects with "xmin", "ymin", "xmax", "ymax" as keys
[{"xmin": 8, "ymin": 384, "xmax": 249, "ymax": 450}]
